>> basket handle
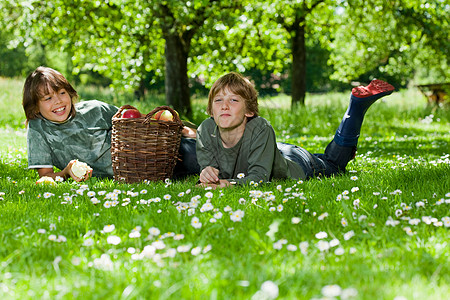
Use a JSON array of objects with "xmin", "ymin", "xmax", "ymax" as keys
[
  {"xmin": 113, "ymin": 105, "xmax": 139, "ymax": 119},
  {"xmin": 144, "ymin": 106, "xmax": 183, "ymax": 126}
]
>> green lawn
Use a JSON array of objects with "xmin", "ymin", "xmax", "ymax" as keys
[{"xmin": 1, "ymin": 77, "xmax": 449, "ymax": 299}]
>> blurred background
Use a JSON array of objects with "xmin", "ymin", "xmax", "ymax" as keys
[{"xmin": 0, "ymin": 0, "xmax": 448, "ymax": 117}]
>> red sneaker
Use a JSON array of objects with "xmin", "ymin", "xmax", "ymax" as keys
[{"xmin": 352, "ymin": 79, "xmax": 395, "ymax": 98}]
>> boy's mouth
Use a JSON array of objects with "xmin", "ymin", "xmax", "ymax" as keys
[{"xmin": 53, "ymin": 106, "xmax": 66, "ymax": 114}]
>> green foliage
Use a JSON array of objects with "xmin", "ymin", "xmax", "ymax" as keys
[
  {"xmin": 329, "ymin": 0, "xmax": 449, "ymax": 85},
  {"xmin": 0, "ymin": 0, "xmax": 448, "ymax": 112}
]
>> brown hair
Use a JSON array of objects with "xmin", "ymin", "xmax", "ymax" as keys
[
  {"xmin": 207, "ymin": 72, "xmax": 259, "ymax": 117},
  {"xmin": 22, "ymin": 66, "xmax": 78, "ymax": 121}
]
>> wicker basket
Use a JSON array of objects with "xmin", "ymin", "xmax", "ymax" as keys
[{"xmin": 111, "ymin": 105, "xmax": 183, "ymax": 183}]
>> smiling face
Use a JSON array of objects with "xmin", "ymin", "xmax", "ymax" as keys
[
  {"xmin": 211, "ymin": 87, "xmax": 254, "ymax": 132},
  {"xmin": 37, "ymin": 87, "xmax": 73, "ymax": 123},
  {"xmin": 22, "ymin": 67, "xmax": 78, "ymax": 122}
]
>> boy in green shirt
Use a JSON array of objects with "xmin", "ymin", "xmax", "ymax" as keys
[
  {"xmin": 23, "ymin": 66, "xmax": 199, "ymax": 182},
  {"xmin": 196, "ymin": 72, "xmax": 394, "ymax": 188}
]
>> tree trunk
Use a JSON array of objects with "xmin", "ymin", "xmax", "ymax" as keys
[
  {"xmin": 291, "ymin": 24, "xmax": 307, "ymax": 107},
  {"xmin": 164, "ymin": 33, "xmax": 192, "ymax": 118}
]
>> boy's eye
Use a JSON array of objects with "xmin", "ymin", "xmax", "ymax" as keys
[{"xmin": 214, "ymin": 99, "xmax": 222, "ymax": 102}]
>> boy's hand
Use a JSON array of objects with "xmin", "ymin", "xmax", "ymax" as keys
[
  {"xmin": 65, "ymin": 160, "xmax": 92, "ymax": 182},
  {"xmin": 200, "ymin": 166, "xmax": 220, "ymax": 184},
  {"xmin": 198, "ymin": 179, "xmax": 232, "ymax": 189},
  {"xmin": 181, "ymin": 126, "xmax": 197, "ymax": 138}
]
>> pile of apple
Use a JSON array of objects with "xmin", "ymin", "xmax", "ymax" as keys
[{"xmin": 121, "ymin": 108, "xmax": 175, "ymax": 121}]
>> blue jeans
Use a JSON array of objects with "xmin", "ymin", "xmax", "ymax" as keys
[
  {"xmin": 277, "ymin": 140, "xmax": 356, "ymax": 179},
  {"xmin": 172, "ymin": 138, "xmax": 200, "ymax": 179}
]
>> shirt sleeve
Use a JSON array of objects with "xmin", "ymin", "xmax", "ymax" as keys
[
  {"xmin": 27, "ymin": 125, "xmax": 54, "ymax": 169},
  {"xmin": 196, "ymin": 119, "xmax": 220, "ymax": 171},
  {"xmin": 102, "ymin": 102, "xmax": 119, "ymax": 125}
]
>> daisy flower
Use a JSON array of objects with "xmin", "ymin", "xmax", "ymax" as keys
[
  {"xmin": 291, "ymin": 217, "xmax": 301, "ymax": 224},
  {"xmin": 103, "ymin": 224, "xmax": 115, "ymax": 233},
  {"xmin": 318, "ymin": 212, "xmax": 328, "ymax": 220},
  {"xmin": 83, "ymin": 238, "xmax": 94, "ymax": 246},
  {"xmin": 315, "ymin": 231, "xmax": 328, "ymax": 239},
  {"xmin": 191, "ymin": 217, "xmax": 202, "ymax": 229},
  {"xmin": 286, "ymin": 244, "xmax": 297, "ymax": 251},
  {"xmin": 230, "ymin": 210, "xmax": 245, "ymax": 222},
  {"xmin": 200, "ymin": 202, "xmax": 214, "ymax": 212},
  {"xmin": 107, "ymin": 235, "xmax": 121, "ymax": 245},
  {"xmin": 334, "ymin": 247, "xmax": 345, "ymax": 256},
  {"xmin": 329, "ymin": 238, "xmax": 340, "ymax": 247},
  {"xmin": 173, "ymin": 234, "xmax": 184, "ymax": 240},
  {"xmin": 177, "ymin": 245, "xmax": 191, "ymax": 253},
  {"xmin": 322, "ymin": 285, "xmax": 342, "ymax": 298},
  {"xmin": 299, "ymin": 241, "xmax": 309, "ymax": 255},
  {"xmin": 43, "ymin": 192, "xmax": 54, "ymax": 199},
  {"xmin": 191, "ymin": 247, "xmax": 202, "ymax": 256},
  {"xmin": 129, "ymin": 231, "xmax": 141, "ymax": 238},
  {"xmin": 316, "ymin": 240, "xmax": 330, "ymax": 252},
  {"xmin": 343, "ymin": 230, "xmax": 355, "ymax": 241}
]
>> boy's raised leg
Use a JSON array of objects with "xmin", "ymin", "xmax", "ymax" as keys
[{"xmin": 334, "ymin": 79, "xmax": 395, "ymax": 147}]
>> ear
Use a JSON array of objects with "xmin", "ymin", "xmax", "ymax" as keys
[{"xmin": 245, "ymin": 111, "xmax": 254, "ymax": 118}]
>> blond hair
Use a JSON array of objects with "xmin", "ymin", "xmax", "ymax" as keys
[{"xmin": 207, "ymin": 72, "xmax": 259, "ymax": 117}]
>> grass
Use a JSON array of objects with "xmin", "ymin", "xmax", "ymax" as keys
[{"xmin": 1, "ymin": 77, "xmax": 449, "ymax": 299}]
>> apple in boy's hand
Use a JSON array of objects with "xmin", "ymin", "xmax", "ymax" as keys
[
  {"xmin": 71, "ymin": 160, "xmax": 92, "ymax": 178},
  {"xmin": 122, "ymin": 109, "xmax": 142, "ymax": 118}
]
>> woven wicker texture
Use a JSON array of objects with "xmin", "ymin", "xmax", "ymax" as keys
[{"xmin": 111, "ymin": 105, "xmax": 183, "ymax": 183}]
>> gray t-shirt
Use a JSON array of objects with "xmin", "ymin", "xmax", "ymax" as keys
[
  {"xmin": 196, "ymin": 116, "xmax": 306, "ymax": 185},
  {"xmin": 27, "ymin": 100, "xmax": 118, "ymax": 178}
]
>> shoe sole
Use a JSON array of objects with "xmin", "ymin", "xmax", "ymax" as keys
[{"xmin": 352, "ymin": 80, "xmax": 395, "ymax": 98}]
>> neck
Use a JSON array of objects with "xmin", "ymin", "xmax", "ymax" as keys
[{"xmin": 219, "ymin": 122, "xmax": 246, "ymax": 148}]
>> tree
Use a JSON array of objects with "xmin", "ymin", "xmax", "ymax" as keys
[
  {"xmin": 1, "ymin": 0, "xmax": 243, "ymax": 117},
  {"xmin": 328, "ymin": 0, "xmax": 449, "ymax": 85},
  {"xmin": 189, "ymin": 0, "xmax": 337, "ymax": 106}
]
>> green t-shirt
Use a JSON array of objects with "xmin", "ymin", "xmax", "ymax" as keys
[
  {"xmin": 196, "ymin": 116, "xmax": 306, "ymax": 185},
  {"xmin": 27, "ymin": 100, "xmax": 119, "ymax": 178}
]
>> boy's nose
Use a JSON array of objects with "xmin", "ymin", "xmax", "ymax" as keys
[{"xmin": 54, "ymin": 94, "xmax": 62, "ymax": 103}]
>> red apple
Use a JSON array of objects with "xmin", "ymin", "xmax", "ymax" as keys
[
  {"xmin": 122, "ymin": 109, "xmax": 141, "ymax": 118},
  {"xmin": 158, "ymin": 110, "xmax": 173, "ymax": 121},
  {"xmin": 151, "ymin": 110, "xmax": 164, "ymax": 120},
  {"xmin": 152, "ymin": 109, "xmax": 174, "ymax": 121}
]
